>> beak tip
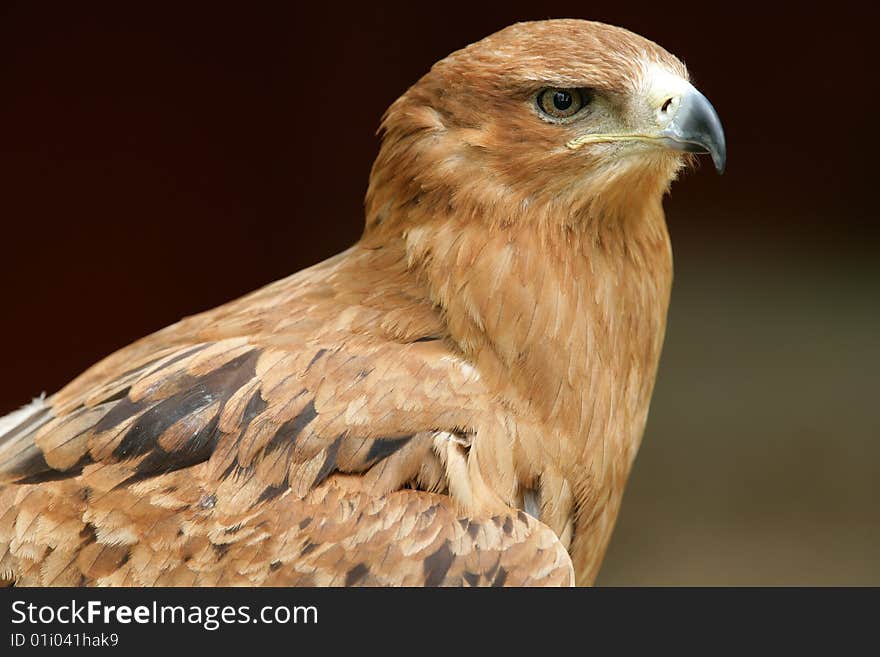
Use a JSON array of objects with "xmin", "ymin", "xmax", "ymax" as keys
[
  {"xmin": 713, "ymin": 150, "xmax": 726, "ymax": 175},
  {"xmin": 710, "ymin": 132, "xmax": 727, "ymax": 174}
]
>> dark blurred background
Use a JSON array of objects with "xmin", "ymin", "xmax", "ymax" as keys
[{"xmin": 1, "ymin": 3, "xmax": 876, "ymax": 584}]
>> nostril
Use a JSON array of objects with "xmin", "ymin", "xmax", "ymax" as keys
[{"xmin": 660, "ymin": 97, "xmax": 674, "ymax": 114}]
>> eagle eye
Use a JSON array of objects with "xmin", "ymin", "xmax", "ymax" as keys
[{"xmin": 537, "ymin": 88, "xmax": 590, "ymax": 120}]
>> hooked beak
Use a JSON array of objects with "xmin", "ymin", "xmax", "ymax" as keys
[
  {"xmin": 658, "ymin": 85, "xmax": 726, "ymax": 174},
  {"xmin": 566, "ymin": 69, "xmax": 726, "ymax": 174}
]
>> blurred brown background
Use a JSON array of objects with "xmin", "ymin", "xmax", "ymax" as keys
[{"xmin": 1, "ymin": 3, "xmax": 876, "ymax": 585}]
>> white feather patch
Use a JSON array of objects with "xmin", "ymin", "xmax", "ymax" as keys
[
  {"xmin": 440, "ymin": 356, "xmax": 481, "ymax": 382},
  {"xmin": 0, "ymin": 393, "xmax": 47, "ymax": 440}
]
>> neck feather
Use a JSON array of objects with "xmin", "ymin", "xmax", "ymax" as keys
[{"xmin": 365, "ymin": 164, "xmax": 674, "ymax": 584}]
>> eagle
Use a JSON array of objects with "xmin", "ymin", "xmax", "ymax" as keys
[{"xmin": 0, "ymin": 19, "xmax": 724, "ymax": 586}]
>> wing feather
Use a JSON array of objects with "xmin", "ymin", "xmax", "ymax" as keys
[{"xmin": 0, "ymin": 247, "xmax": 571, "ymax": 586}]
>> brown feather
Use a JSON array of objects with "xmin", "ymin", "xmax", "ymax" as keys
[{"xmin": 0, "ymin": 19, "xmax": 700, "ymax": 586}]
